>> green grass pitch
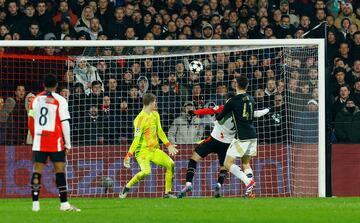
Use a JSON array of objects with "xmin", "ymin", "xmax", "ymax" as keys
[{"xmin": 1, "ymin": 197, "xmax": 360, "ymax": 223}]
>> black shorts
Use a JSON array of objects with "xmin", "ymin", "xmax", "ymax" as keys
[
  {"xmin": 32, "ymin": 151, "xmax": 66, "ymax": 163},
  {"xmin": 195, "ymin": 136, "xmax": 230, "ymax": 166}
]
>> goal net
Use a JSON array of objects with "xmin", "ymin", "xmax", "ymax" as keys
[{"xmin": 0, "ymin": 40, "xmax": 325, "ymax": 198}]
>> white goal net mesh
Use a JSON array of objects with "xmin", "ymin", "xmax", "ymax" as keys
[{"xmin": 64, "ymin": 44, "xmax": 319, "ymax": 197}]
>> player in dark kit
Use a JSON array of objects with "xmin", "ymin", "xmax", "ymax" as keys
[
  {"xmin": 216, "ymin": 76, "xmax": 258, "ymax": 198},
  {"xmin": 178, "ymin": 92, "xmax": 269, "ymax": 198},
  {"xmin": 176, "ymin": 102, "xmax": 234, "ymax": 198}
]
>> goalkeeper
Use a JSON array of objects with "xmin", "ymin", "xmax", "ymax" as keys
[{"xmin": 119, "ymin": 93, "xmax": 178, "ymax": 198}]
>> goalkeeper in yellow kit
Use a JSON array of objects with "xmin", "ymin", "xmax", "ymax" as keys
[{"xmin": 119, "ymin": 93, "xmax": 178, "ymax": 198}]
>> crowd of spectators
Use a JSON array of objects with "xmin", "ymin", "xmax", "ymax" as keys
[{"xmin": 1, "ymin": 0, "xmax": 360, "ymax": 144}]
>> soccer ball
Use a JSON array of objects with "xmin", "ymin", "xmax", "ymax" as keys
[{"xmin": 189, "ymin": 60, "xmax": 203, "ymax": 73}]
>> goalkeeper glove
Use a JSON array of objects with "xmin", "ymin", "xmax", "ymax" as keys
[
  {"xmin": 123, "ymin": 152, "xmax": 132, "ymax": 169},
  {"xmin": 167, "ymin": 144, "xmax": 178, "ymax": 156}
]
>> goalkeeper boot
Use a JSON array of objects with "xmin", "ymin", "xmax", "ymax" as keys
[
  {"xmin": 119, "ymin": 186, "xmax": 130, "ymax": 199},
  {"xmin": 177, "ymin": 183, "xmax": 193, "ymax": 198},
  {"xmin": 163, "ymin": 193, "xmax": 177, "ymax": 198},
  {"xmin": 32, "ymin": 201, "xmax": 40, "ymax": 212},
  {"xmin": 213, "ymin": 183, "xmax": 222, "ymax": 198},
  {"xmin": 60, "ymin": 203, "xmax": 81, "ymax": 212},
  {"xmin": 243, "ymin": 180, "xmax": 256, "ymax": 198}
]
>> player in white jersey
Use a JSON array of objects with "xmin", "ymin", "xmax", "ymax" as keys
[
  {"xmin": 178, "ymin": 94, "xmax": 270, "ymax": 198},
  {"xmin": 28, "ymin": 75, "xmax": 80, "ymax": 212}
]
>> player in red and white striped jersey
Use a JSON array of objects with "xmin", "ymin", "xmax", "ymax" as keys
[{"xmin": 28, "ymin": 74, "xmax": 80, "ymax": 212}]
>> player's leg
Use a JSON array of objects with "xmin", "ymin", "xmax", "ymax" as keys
[
  {"xmin": 177, "ymin": 151, "xmax": 202, "ymax": 198},
  {"xmin": 214, "ymin": 143, "xmax": 229, "ymax": 198},
  {"xmin": 187, "ymin": 152, "xmax": 202, "ymax": 185},
  {"xmin": 224, "ymin": 141, "xmax": 253, "ymax": 190},
  {"xmin": 150, "ymin": 149, "xmax": 175, "ymax": 198},
  {"xmin": 240, "ymin": 155, "xmax": 256, "ymax": 198},
  {"xmin": 240, "ymin": 139, "xmax": 257, "ymax": 198},
  {"xmin": 52, "ymin": 151, "xmax": 80, "ymax": 211},
  {"xmin": 120, "ymin": 151, "xmax": 152, "ymax": 198},
  {"xmin": 241, "ymin": 156, "xmax": 253, "ymax": 180},
  {"xmin": 241, "ymin": 139, "xmax": 257, "ymax": 181},
  {"xmin": 31, "ymin": 151, "xmax": 47, "ymax": 212},
  {"xmin": 178, "ymin": 137, "xmax": 213, "ymax": 198}
]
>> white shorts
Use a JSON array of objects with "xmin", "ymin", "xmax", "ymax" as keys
[{"xmin": 226, "ymin": 138, "xmax": 257, "ymax": 158}]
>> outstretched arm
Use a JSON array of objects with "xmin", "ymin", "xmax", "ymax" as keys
[
  {"xmin": 254, "ymin": 108, "xmax": 270, "ymax": 118},
  {"xmin": 192, "ymin": 105, "xmax": 224, "ymax": 116}
]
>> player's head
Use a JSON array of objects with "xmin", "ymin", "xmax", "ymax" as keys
[
  {"xmin": 235, "ymin": 75, "xmax": 249, "ymax": 91},
  {"xmin": 43, "ymin": 74, "xmax": 58, "ymax": 90},
  {"xmin": 143, "ymin": 93, "xmax": 157, "ymax": 111}
]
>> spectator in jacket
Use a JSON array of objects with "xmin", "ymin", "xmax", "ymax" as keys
[
  {"xmin": 34, "ymin": 0, "xmax": 54, "ymax": 34},
  {"xmin": 77, "ymin": 105, "xmax": 104, "ymax": 145},
  {"xmin": 331, "ymin": 67, "xmax": 348, "ymax": 98},
  {"xmin": 332, "ymin": 84, "xmax": 351, "ymax": 119},
  {"xmin": 168, "ymin": 101, "xmax": 204, "ymax": 144},
  {"xmin": 86, "ymin": 80, "xmax": 104, "ymax": 107},
  {"xmin": 6, "ymin": 84, "xmax": 27, "ymax": 145},
  {"xmin": 55, "ymin": 18, "xmax": 76, "ymax": 40},
  {"xmin": 52, "ymin": 0, "xmax": 78, "ymax": 28},
  {"xmin": 157, "ymin": 79, "xmax": 180, "ymax": 132},
  {"xmin": 335, "ymin": 98, "xmax": 360, "ymax": 143},
  {"xmin": 334, "ymin": 2, "xmax": 360, "ymax": 30},
  {"xmin": 85, "ymin": 17, "xmax": 103, "ymax": 40},
  {"xmin": 0, "ymin": 96, "xmax": 14, "ymax": 145},
  {"xmin": 25, "ymin": 21, "xmax": 42, "ymax": 40},
  {"xmin": 137, "ymin": 76, "xmax": 149, "ymax": 98},
  {"xmin": 101, "ymin": 95, "xmax": 118, "ymax": 144},
  {"xmin": 293, "ymin": 99, "xmax": 319, "ymax": 144},
  {"xmin": 110, "ymin": 7, "xmax": 126, "ymax": 39},
  {"xmin": 74, "ymin": 59, "xmax": 103, "ymax": 95},
  {"xmin": 74, "ymin": 6, "xmax": 94, "ymax": 33},
  {"xmin": 5, "ymin": 1, "xmax": 27, "ymax": 35}
]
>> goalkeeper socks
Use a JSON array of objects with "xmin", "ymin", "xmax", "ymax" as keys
[
  {"xmin": 217, "ymin": 169, "xmax": 228, "ymax": 185},
  {"xmin": 31, "ymin": 172, "xmax": 42, "ymax": 201},
  {"xmin": 229, "ymin": 164, "xmax": 251, "ymax": 186},
  {"xmin": 244, "ymin": 168, "xmax": 254, "ymax": 180},
  {"xmin": 185, "ymin": 159, "xmax": 197, "ymax": 183},
  {"xmin": 56, "ymin": 173, "xmax": 68, "ymax": 203}
]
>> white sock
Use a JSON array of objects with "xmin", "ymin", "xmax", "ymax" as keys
[
  {"xmin": 61, "ymin": 202, "xmax": 70, "ymax": 207},
  {"xmin": 229, "ymin": 164, "xmax": 251, "ymax": 186},
  {"xmin": 32, "ymin": 201, "xmax": 40, "ymax": 207},
  {"xmin": 32, "ymin": 201, "xmax": 40, "ymax": 211},
  {"xmin": 244, "ymin": 168, "xmax": 254, "ymax": 180}
]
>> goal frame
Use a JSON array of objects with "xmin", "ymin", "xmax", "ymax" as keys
[{"xmin": 0, "ymin": 39, "xmax": 326, "ymax": 197}]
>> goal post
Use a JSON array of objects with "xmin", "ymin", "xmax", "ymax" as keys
[{"xmin": 0, "ymin": 39, "xmax": 326, "ymax": 198}]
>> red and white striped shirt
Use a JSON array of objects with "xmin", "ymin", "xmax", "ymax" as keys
[{"xmin": 28, "ymin": 91, "xmax": 70, "ymax": 152}]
